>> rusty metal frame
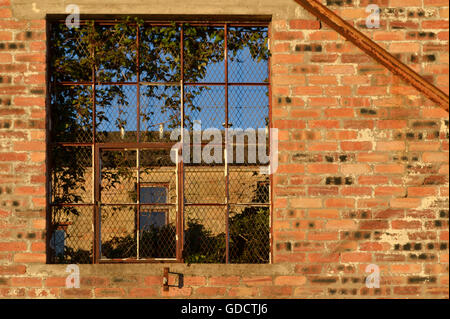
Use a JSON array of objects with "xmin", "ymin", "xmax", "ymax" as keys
[
  {"xmin": 139, "ymin": 183, "xmax": 171, "ymax": 235},
  {"xmin": 294, "ymin": 0, "xmax": 449, "ymax": 111},
  {"xmin": 47, "ymin": 18, "xmax": 272, "ymax": 264}
]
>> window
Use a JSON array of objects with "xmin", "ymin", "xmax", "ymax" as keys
[
  {"xmin": 50, "ymin": 229, "xmax": 66, "ymax": 258},
  {"xmin": 48, "ymin": 18, "xmax": 271, "ymax": 264},
  {"xmin": 139, "ymin": 185, "xmax": 169, "ymax": 231}
]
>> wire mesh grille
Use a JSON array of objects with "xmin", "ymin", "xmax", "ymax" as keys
[
  {"xmin": 184, "ymin": 206, "xmax": 227, "ymax": 263},
  {"xmin": 140, "ymin": 25, "xmax": 181, "ymax": 83},
  {"xmin": 184, "ymin": 86, "xmax": 226, "ymax": 131},
  {"xmin": 94, "ymin": 24, "xmax": 137, "ymax": 83},
  {"xmin": 140, "ymin": 85, "xmax": 181, "ymax": 142},
  {"xmin": 184, "ymin": 26, "xmax": 225, "ymax": 83},
  {"xmin": 228, "ymin": 26, "xmax": 269, "ymax": 83},
  {"xmin": 100, "ymin": 150, "xmax": 137, "ymax": 204},
  {"xmin": 50, "ymin": 206, "xmax": 94, "ymax": 264},
  {"xmin": 100, "ymin": 205, "xmax": 137, "ymax": 259},
  {"xmin": 49, "ymin": 20, "xmax": 270, "ymax": 264},
  {"xmin": 96, "ymin": 85, "xmax": 138, "ymax": 143},
  {"xmin": 50, "ymin": 146, "xmax": 93, "ymax": 204},
  {"xmin": 229, "ymin": 86, "xmax": 269, "ymax": 129},
  {"xmin": 50, "ymin": 23, "xmax": 93, "ymax": 83},
  {"xmin": 139, "ymin": 205, "xmax": 177, "ymax": 259},
  {"xmin": 229, "ymin": 205, "xmax": 270, "ymax": 264},
  {"xmin": 51, "ymin": 85, "xmax": 93, "ymax": 143}
]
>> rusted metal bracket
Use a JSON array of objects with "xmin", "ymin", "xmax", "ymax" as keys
[
  {"xmin": 293, "ymin": 0, "xmax": 449, "ymax": 112},
  {"xmin": 163, "ymin": 267, "xmax": 170, "ymax": 291},
  {"xmin": 163, "ymin": 267, "xmax": 184, "ymax": 291}
]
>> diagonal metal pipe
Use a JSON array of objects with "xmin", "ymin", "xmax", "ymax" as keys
[{"xmin": 293, "ymin": 0, "xmax": 449, "ymax": 112}]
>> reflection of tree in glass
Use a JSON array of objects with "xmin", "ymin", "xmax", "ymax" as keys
[{"xmin": 50, "ymin": 19, "xmax": 270, "ymax": 263}]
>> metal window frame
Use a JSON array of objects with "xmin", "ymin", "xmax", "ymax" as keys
[{"xmin": 47, "ymin": 18, "xmax": 273, "ymax": 264}]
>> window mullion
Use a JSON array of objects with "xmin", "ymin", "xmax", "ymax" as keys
[{"xmin": 224, "ymin": 23, "xmax": 230, "ymax": 264}]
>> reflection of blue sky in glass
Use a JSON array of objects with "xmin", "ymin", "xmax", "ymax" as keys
[
  {"xmin": 51, "ymin": 230, "xmax": 65, "ymax": 256},
  {"xmin": 229, "ymin": 47, "xmax": 268, "ymax": 83},
  {"xmin": 90, "ymin": 27, "xmax": 268, "ymax": 135},
  {"xmin": 95, "ymin": 85, "xmax": 138, "ymax": 134},
  {"xmin": 185, "ymin": 86, "xmax": 225, "ymax": 130},
  {"xmin": 229, "ymin": 86, "xmax": 268, "ymax": 129},
  {"xmin": 140, "ymin": 40, "xmax": 179, "ymax": 82},
  {"xmin": 140, "ymin": 86, "xmax": 180, "ymax": 132}
]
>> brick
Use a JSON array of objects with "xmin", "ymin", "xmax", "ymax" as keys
[
  {"xmin": 228, "ymin": 287, "xmax": 259, "ymax": 297},
  {"xmin": 261, "ymin": 286, "xmax": 293, "ymax": 297},
  {"xmin": 390, "ymin": 198, "xmax": 422, "ymax": 208},
  {"xmin": 375, "ymin": 186, "xmax": 405, "ymax": 196},
  {"xmin": 422, "ymin": 152, "xmax": 449, "ymax": 163},
  {"xmin": 408, "ymin": 187, "xmax": 437, "ymax": 197},
  {"xmin": 0, "ymin": 265, "xmax": 26, "ymax": 275},
  {"xmin": 242, "ymin": 276, "xmax": 273, "ymax": 286},
  {"xmin": 273, "ymin": 31, "xmax": 304, "ymax": 41},
  {"xmin": 183, "ymin": 276, "xmax": 206, "ymax": 286},
  {"xmin": 14, "ymin": 54, "xmax": 46, "ymax": 63},
  {"xmin": 45, "ymin": 277, "xmax": 67, "ymax": 288},
  {"xmin": 13, "ymin": 253, "xmax": 46, "ymax": 263},
  {"xmin": 341, "ymin": 252, "xmax": 372, "ymax": 263},
  {"xmin": 0, "ymin": 242, "xmax": 27, "ymax": 252},
  {"xmin": 323, "ymin": 65, "xmax": 355, "ymax": 74},
  {"xmin": 61, "ymin": 289, "xmax": 93, "ymax": 298},
  {"xmin": 195, "ymin": 287, "xmax": 227, "ymax": 296},
  {"xmin": 325, "ymin": 108, "xmax": 354, "ymax": 118},
  {"xmin": 128, "ymin": 288, "xmax": 158, "ymax": 298},
  {"xmin": 378, "ymin": 120, "xmax": 407, "ymax": 129},
  {"xmin": 325, "ymin": 198, "xmax": 355, "ymax": 208},
  {"xmin": 209, "ymin": 276, "xmax": 240, "ymax": 286},
  {"xmin": 0, "ymin": 52, "xmax": 12, "ymax": 63},
  {"xmin": 10, "ymin": 277, "xmax": 42, "ymax": 287},
  {"xmin": 341, "ymin": 142, "xmax": 372, "ymax": 151},
  {"xmin": 308, "ymin": 164, "xmax": 338, "ymax": 174},
  {"xmin": 341, "ymin": 164, "xmax": 370, "ymax": 175},
  {"xmin": 289, "ymin": 19, "xmax": 320, "ymax": 30},
  {"xmin": 94, "ymin": 288, "xmax": 126, "ymax": 297},
  {"xmin": 375, "ymin": 164, "xmax": 404, "ymax": 174},
  {"xmin": 422, "ymin": 20, "xmax": 450, "ymax": 29},
  {"xmin": 309, "ymin": 120, "xmax": 340, "ymax": 129},
  {"xmin": 309, "ymin": 31, "xmax": 339, "ymax": 41},
  {"xmin": 0, "ymin": 8, "xmax": 12, "ymax": 18},
  {"xmin": 273, "ymin": 276, "xmax": 307, "ymax": 287},
  {"xmin": 290, "ymin": 198, "xmax": 322, "ymax": 208},
  {"xmin": 308, "ymin": 253, "xmax": 339, "ymax": 263},
  {"xmin": 325, "ymin": 220, "xmax": 357, "ymax": 230},
  {"xmin": 13, "ymin": 97, "xmax": 45, "ymax": 107},
  {"xmin": 392, "ymin": 220, "xmax": 422, "ymax": 229},
  {"xmin": 376, "ymin": 141, "xmax": 405, "ymax": 151}
]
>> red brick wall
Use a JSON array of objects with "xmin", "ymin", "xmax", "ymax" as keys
[{"xmin": 0, "ymin": 0, "xmax": 448, "ymax": 298}]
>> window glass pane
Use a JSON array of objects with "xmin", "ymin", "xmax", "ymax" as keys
[
  {"xmin": 50, "ymin": 23, "xmax": 93, "ymax": 83},
  {"xmin": 49, "ymin": 20, "xmax": 270, "ymax": 264},
  {"xmin": 51, "ymin": 85, "xmax": 93, "ymax": 143},
  {"xmin": 140, "ymin": 25, "xmax": 181, "ymax": 83},
  {"xmin": 51, "ymin": 146, "xmax": 93, "ymax": 204},
  {"xmin": 139, "ymin": 206, "xmax": 177, "ymax": 259},
  {"xmin": 100, "ymin": 150, "xmax": 137, "ymax": 204},
  {"xmin": 140, "ymin": 187, "xmax": 167, "ymax": 204},
  {"xmin": 100, "ymin": 205, "xmax": 137, "ymax": 259},
  {"xmin": 139, "ymin": 211, "xmax": 166, "ymax": 230},
  {"xmin": 51, "ymin": 229, "xmax": 65, "ymax": 256},
  {"xmin": 184, "ymin": 26, "xmax": 225, "ymax": 83},
  {"xmin": 95, "ymin": 24, "xmax": 137, "ymax": 83},
  {"xmin": 229, "ymin": 86, "xmax": 269, "ymax": 129},
  {"xmin": 140, "ymin": 85, "xmax": 181, "ymax": 142},
  {"xmin": 50, "ymin": 206, "xmax": 93, "ymax": 264},
  {"xmin": 96, "ymin": 85, "xmax": 138, "ymax": 143},
  {"xmin": 228, "ymin": 26, "xmax": 269, "ymax": 83}
]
